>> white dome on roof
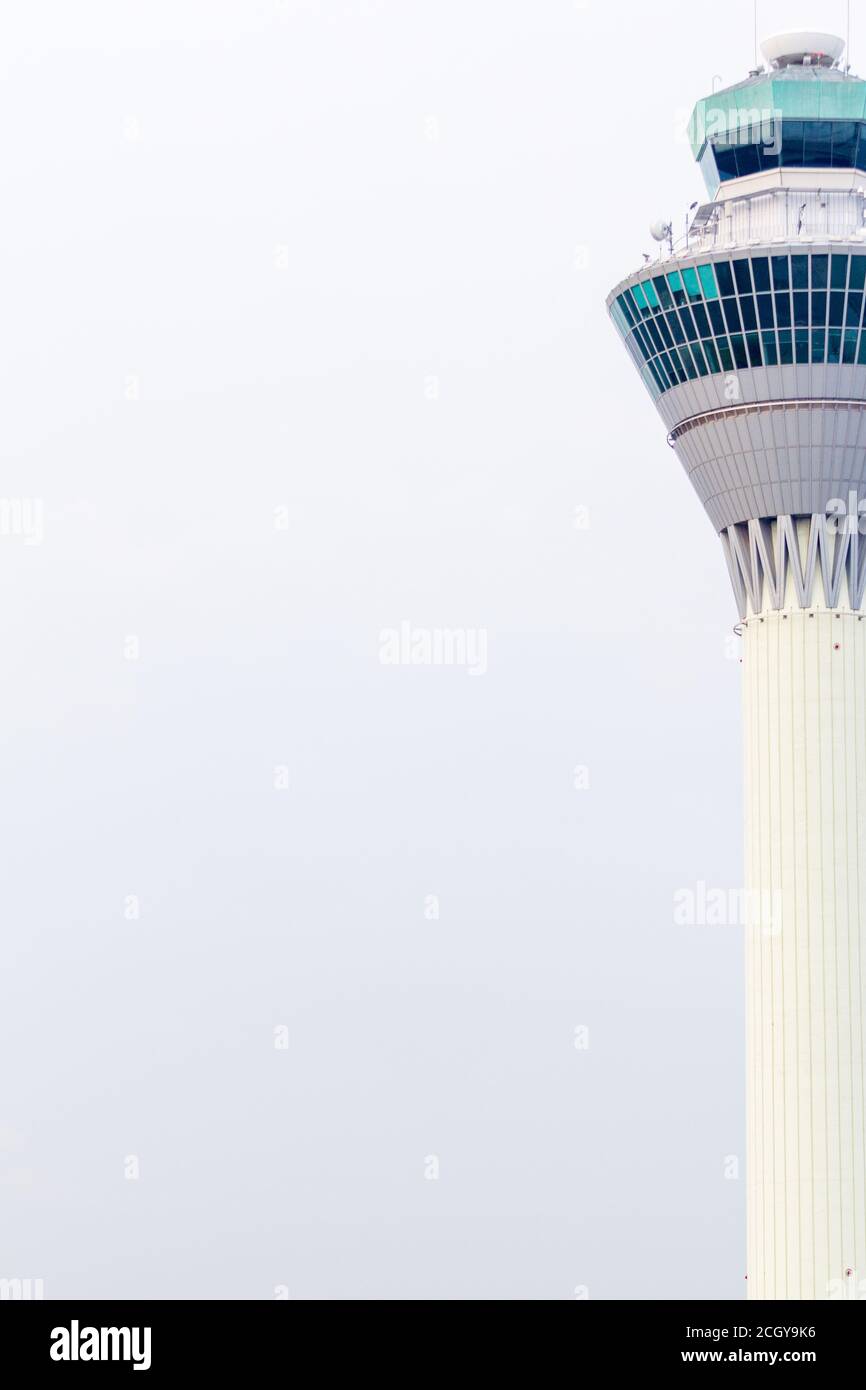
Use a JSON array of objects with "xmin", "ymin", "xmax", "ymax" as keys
[{"xmin": 760, "ymin": 30, "xmax": 845, "ymax": 68}]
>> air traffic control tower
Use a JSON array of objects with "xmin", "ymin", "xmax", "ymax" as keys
[{"xmin": 607, "ymin": 31, "xmax": 866, "ymax": 1299}]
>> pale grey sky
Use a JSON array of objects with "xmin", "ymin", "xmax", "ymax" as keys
[{"xmin": 0, "ymin": 0, "xmax": 854, "ymax": 1300}]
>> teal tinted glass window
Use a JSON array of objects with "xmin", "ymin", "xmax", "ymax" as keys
[
  {"xmin": 791, "ymin": 256, "xmax": 809, "ymax": 290},
  {"xmin": 844, "ymin": 329, "xmax": 859, "ymax": 363},
  {"xmin": 643, "ymin": 279, "xmax": 660, "ymax": 309},
  {"xmin": 652, "ymin": 275, "xmax": 673, "ymax": 309},
  {"xmin": 733, "ymin": 259, "xmax": 752, "ymax": 294},
  {"xmin": 771, "ymin": 256, "xmax": 789, "ymax": 290},
  {"xmin": 831, "ymin": 255, "xmax": 849, "ymax": 289},
  {"xmin": 716, "ymin": 262, "xmax": 734, "ymax": 296},
  {"xmin": 682, "ymin": 266, "xmax": 701, "ymax": 301},
  {"xmin": 812, "ymin": 255, "xmax": 829, "ymax": 289},
  {"xmin": 617, "ymin": 294, "xmax": 636, "ymax": 328},
  {"xmin": 631, "ymin": 282, "xmax": 649, "ymax": 310},
  {"xmin": 697, "ymin": 263, "xmax": 719, "ymax": 299},
  {"xmin": 667, "ymin": 271, "xmax": 687, "ymax": 306},
  {"xmin": 851, "ymin": 257, "xmax": 866, "ymax": 292}
]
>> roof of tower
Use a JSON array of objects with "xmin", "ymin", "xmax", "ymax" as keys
[{"xmin": 688, "ymin": 36, "xmax": 866, "ymax": 160}]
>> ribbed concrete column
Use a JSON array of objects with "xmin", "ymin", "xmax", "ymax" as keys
[{"xmin": 743, "ymin": 604, "xmax": 866, "ymax": 1299}]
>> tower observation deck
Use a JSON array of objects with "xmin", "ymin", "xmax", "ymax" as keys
[{"xmin": 608, "ymin": 31, "xmax": 866, "ymax": 1300}]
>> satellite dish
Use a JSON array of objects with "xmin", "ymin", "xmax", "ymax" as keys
[{"xmin": 650, "ymin": 219, "xmax": 672, "ymax": 243}]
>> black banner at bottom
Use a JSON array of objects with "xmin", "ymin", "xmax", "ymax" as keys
[{"xmin": 0, "ymin": 1297, "xmax": 860, "ymax": 1374}]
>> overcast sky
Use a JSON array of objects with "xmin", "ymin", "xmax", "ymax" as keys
[{"xmin": 0, "ymin": 0, "xmax": 855, "ymax": 1300}]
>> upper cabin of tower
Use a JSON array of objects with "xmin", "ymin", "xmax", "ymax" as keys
[{"xmin": 689, "ymin": 30, "xmax": 866, "ymax": 200}]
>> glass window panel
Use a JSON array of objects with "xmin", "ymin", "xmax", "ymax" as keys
[
  {"xmin": 803, "ymin": 120, "xmax": 832, "ymax": 167},
  {"xmin": 680, "ymin": 347, "xmax": 697, "ymax": 380},
  {"xmin": 716, "ymin": 262, "xmax": 735, "ymax": 296},
  {"xmin": 851, "ymin": 257, "xmax": 866, "ymax": 292},
  {"xmin": 812, "ymin": 329, "xmax": 826, "ymax": 362},
  {"xmin": 778, "ymin": 330, "xmax": 793, "ymax": 364},
  {"xmin": 713, "ymin": 143, "xmax": 738, "ymax": 180},
  {"xmin": 698, "ymin": 263, "xmax": 719, "ymax": 299},
  {"xmin": 682, "ymin": 266, "xmax": 702, "ymax": 301},
  {"xmin": 631, "ymin": 282, "xmax": 648, "ymax": 310},
  {"xmin": 756, "ymin": 134, "xmax": 780, "ymax": 171},
  {"xmin": 746, "ymin": 332, "xmax": 763, "ymax": 367},
  {"xmin": 739, "ymin": 297, "xmax": 758, "ymax": 332},
  {"xmin": 828, "ymin": 329, "xmax": 842, "ymax": 363},
  {"xmin": 847, "ymin": 294, "xmax": 863, "ymax": 327},
  {"xmin": 757, "ymin": 294, "xmax": 775, "ymax": 328},
  {"xmin": 735, "ymin": 144, "xmax": 760, "ymax": 176},
  {"xmin": 832, "ymin": 255, "xmax": 849, "ymax": 289},
  {"xmin": 662, "ymin": 351, "xmax": 683, "ymax": 385},
  {"xmin": 774, "ymin": 293, "xmax": 792, "ymax": 328},
  {"xmin": 703, "ymin": 340, "xmax": 720, "ymax": 373},
  {"xmin": 643, "ymin": 279, "xmax": 661, "ymax": 310},
  {"xmin": 708, "ymin": 301, "xmax": 725, "ymax": 334},
  {"xmin": 812, "ymin": 255, "xmax": 829, "ymax": 289},
  {"xmin": 667, "ymin": 311, "xmax": 685, "ymax": 344},
  {"xmin": 831, "ymin": 121, "xmax": 858, "ymax": 167},
  {"xmin": 623, "ymin": 288, "xmax": 643, "ymax": 321},
  {"xmin": 717, "ymin": 338, "xmax": 734, "ymax": 372},
  {"xmin": 653, "ymin": 275, "xmax": 673, "ymax": 309},
  {"xmin": 722, "ymin": 297, "xmax": 742, "ymax": 332},
  {"xmin": 657, "ymin": 316, "xmax": 674, "ymax": 348},
  {"xmin": 646, "ymin": 320, "xmax": 664, "ymax": 352},
  {"xmin": 691, "ymin": 303, "xmax": 710, "ymax": 337},
  {"xmin": 752, "ymin": 257, "xmax": 771, "ymax": 292},
  {"xmin": 793, "ymin": 292, "xmax": 809, "ymax": 327},
  {"xmin": 634, "ymin": 327, "xmax": 652, "ymax": 360},
  {"xmin": 858, "ymin": 333, "xmax": 866, "ymax": 365},
  {"xmin": 762, "ymin": 330, "xmax": 779, "ymax": 366},
  {"xmin": 617, "ymin": 293, "xmax": 636, "ymax": 327},
  {"xmin": 679, "ymin": 307, "xmax": 698, "ymax": 341},
  {"xmin": 781, "ymin": 120, "xmax": 805, "ymax": 166},
  {"xmin": 733, "ymin": 259, "xmax": 752, "ymax": 294},
  {"xmin": 791, "ymin": 256, "xmax": 809, "ymax": 289},
  {"xmin": 811, "ymin": 291, "xmax": 827, "ymax": 324},
  {"xmin": 691, "ymin": 343, "xmax": 709, "ymax": 375},
  {"xmin": 844, "ymin": 329, "xmax": 859, "ymax": 363},
  {"xmin": 794, "ymin": 329, "xmax": 809, "ymax": 363},
  {"xmin": 667, "ymin": 272, "xmax": 687, "ymax": 307},
  {"xmin": 830, "ymin": 291, "xmax": 846, "ymax": 325},
  {"xmin": 771, "ymin": 255, "xmax": 790, "ymax": 289},
  {"xmin": 731, "ymin": 334, "xmax": 748, "ymax": 369}
]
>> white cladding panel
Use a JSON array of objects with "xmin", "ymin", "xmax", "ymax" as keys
[{"xmin": 743, "ymin": 605, "xmax": 866, "ymax": 1298}]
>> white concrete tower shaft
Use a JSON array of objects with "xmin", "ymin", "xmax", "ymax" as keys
[{"xmin": 743, "ymin": 570, "xmax": 866, "ymax": 1298}]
